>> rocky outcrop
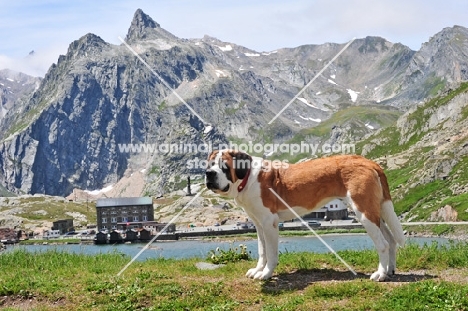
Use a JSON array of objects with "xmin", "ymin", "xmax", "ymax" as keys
[
  {"xmin": 0, "ymin": 69, "xmax": 41, "ymax": 123},
  {"xmin": 1, "ymin": 9, "xmax": 468, "ymax": 197},
  {"xmin": 429, "ymin": 205, "xmax": 458, "ymax": 222}
]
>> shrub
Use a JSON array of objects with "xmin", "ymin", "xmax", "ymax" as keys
[{"xmin": 207, "ymin": 244, "xmax": 252, "ymax": 264}]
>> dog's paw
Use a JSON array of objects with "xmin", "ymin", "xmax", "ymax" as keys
[
  {"xmin": 253, "ymin": 269, "xmax": 273, "ymax": 280},
  {"xmin": 370, "ymin": 271, "xmax": 388, "ymax": 282},
  {"xmin": 246, "ymin": 268, "xmax": 260, "ymax": 278}
]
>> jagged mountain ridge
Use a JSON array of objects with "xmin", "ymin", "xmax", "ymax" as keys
[
  {"xmin": 0, "ymin": 9, "xmax": 467, "ymax": 196},
  {"xmin": 0, "ymin": 69, "xmax": 41, "ymax": 122}
]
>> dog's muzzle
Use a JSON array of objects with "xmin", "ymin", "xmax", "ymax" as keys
[{"xmin": 205, "ymin": 169, "xmax": 229, "ymax": 192}]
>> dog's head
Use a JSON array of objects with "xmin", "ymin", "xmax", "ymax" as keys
[{"xmin": 205, "ymin": 149, "xmax": 252, "ymax": 196}]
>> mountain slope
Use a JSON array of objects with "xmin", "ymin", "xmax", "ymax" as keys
[
  {"xmin": 358, "ymin": 82, "xmax": 468, "ymax": 221},
  {"xmin": 0, "ymin": 9, "xmax": 467, "ymax": 197}
]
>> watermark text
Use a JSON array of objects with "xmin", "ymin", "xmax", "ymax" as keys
[{"xmin": 118, "ymin": 141, "xmax": 355, "ymax": 156}]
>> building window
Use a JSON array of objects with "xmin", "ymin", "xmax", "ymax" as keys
[
  {"xmin": 133, "ymin": 210, "xmax": 139, "ymax": 214},
  {"xmin": 122, "ymin": 217, "xmax": 128, "ymax": 222},
  {"xmin": 111, "ymin": 211, "xmax": 117, "ymax": 214},
  {"xmin": 122, "ymin": 210, "xmax": 127, "ymax": 214},
  {"xmin": 133, "ymin": 216, "xmax": 139, "ymax": 222},
  {"xmin": 102, "ymin": 212, "xmax": 107, "ymax": 215},
  {"xmin": 143, "ymin": 216, "xmax": 148, "ymax": 221},
  {"xmin": 102, "ymin": 218, "xmax": 107, "ymax": 223},
  {"xmin": 111, "ymin": 217, "xmax": 117, "ymax": 223}
]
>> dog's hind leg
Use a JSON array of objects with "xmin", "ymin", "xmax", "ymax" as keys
[
  {"xmin": 380, "ymin": 199, "xmax": 405, "ymax": 276},
  {"xmin": 379, "ymin": 219, "xmax": 397, "ymax": 276},
  {"xmin": 348, "ymin": 195, "xmax": 389, "ymax": 282}
]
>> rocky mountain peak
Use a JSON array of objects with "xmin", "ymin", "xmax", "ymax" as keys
[
  {"xmin": 421, "ymin": 25, "xmax": 468, "ymax": 51},
  {"xmin": 66, "ymin": 33, "xmax": 109, "ymax": 58},
  {"xmin": 126, "ymin": 9, "xmax": 162, "ymax": 42},
  {"xmin": 436, "ymin": 25, "xmax": 468, "ymax": 39},
  {"xmin": 356, "ymin": 36, "xmax": 393, "ymax": 54},
  {"xmin": 409, "ymin": 25, "xmax": 468, "ymax": 87}
]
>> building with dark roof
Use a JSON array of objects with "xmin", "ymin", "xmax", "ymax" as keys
[
  {"xmin": 52, "ymin": 219, "xmax": 74, "ymax": 234},
  {"xmin": 96, "ymin": 197, "xmax": 154, "ymax": 231},
  {"xmin": 302, "ymin": 199, "xmax": 348, "ymax": 220}
]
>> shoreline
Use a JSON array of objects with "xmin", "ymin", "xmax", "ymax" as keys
[
  {"xmin": 11, "ymin": 229, "xmax": 468, "ymax": 247},
  {"xmin": 5, "ymin": 220, "xmax": 468, "ymax": 247}
]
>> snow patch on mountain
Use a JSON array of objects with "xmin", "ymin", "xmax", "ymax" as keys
[
  {"xmin": 347, "ymin": 89, "xmax": 359, "ymax": 102},
  {"xmin": 217, "ymin": 44, "xmax": 232, "ymax": 51}
]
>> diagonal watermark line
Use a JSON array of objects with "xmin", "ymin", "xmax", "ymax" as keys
[
  {"xmin": 268, "ymin": 38, "xmax": 356, "ymax": 125},
  {"xmin": 268, "ymin": 188, "xmax": 357, "ymax": 275},
  {"xmin": 117, "ymin": 190, "xmax": 204, "ymax": 277},
  {"xmin": 118, "ymin": 36, "xmax": 206, "ymax": 124}
]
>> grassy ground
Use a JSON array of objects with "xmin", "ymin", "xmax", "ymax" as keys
[
  {"xmin": 1, "ymin": 241, "xmax": 468, "ymax": 310},
  {"xmin": 18, "ymin": 239, "xmax": 83, "ymax": 245}
]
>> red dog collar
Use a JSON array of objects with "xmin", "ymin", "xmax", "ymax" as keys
[{"xmin": 237, "ymin": 169, "xmax": 251, "ymax": 192}]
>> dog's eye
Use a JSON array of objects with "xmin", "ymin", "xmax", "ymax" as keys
[
  {"xmin": 220, "ymin": 160, "xmax": 228, "ymax": 170},
  {"xmin": 221, "ymin": 160, "xmax": 233, "ymax": 181},
  {"xmin": 223, "ymin": 161, "xmax": 229, "ymax": 170}
]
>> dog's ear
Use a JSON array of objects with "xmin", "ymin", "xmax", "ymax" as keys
[
  {"xmin": 207, "ymin": 150, "xmax": 219, "ymax": 162},
  {"xmin": 229, "ymin": 151, "xmax": 252, "ymax": 180}
]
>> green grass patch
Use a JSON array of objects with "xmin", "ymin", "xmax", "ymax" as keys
[
  {"xmin": 13, "ymin": 198, "xmax": 96, "ymax": 226},
  {"xmin": 2, "ymin": 241, "xmax": 468, "ymax": 310},
  {"xmin": 19, "ymin": 239, "xmax": 82, "ymax": 245},
  {"xmin": 397, "ymin": 241, "xmax": 468, "ymax": 270},
  {"xmin": 393, "ymin": 180, "xmax": 449, "ymax": 216},
  {"xmin": 374, "ymin": 280, "xmax": 468, "ymax": 310}
]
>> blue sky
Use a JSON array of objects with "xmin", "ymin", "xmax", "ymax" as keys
[{"xmin": 1, "ymin": 0, "xmax": 467, "ymax": 77}]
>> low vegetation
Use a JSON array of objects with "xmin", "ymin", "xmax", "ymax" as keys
[
  {"xmin": 1, "ymin": 241, "xmax": 468, "ymax": 310},
  {"xmin": 207, "ymin": 243, "xmax": 251, "ymax": 264}
]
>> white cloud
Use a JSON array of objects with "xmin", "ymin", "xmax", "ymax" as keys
[{"xmin": 0, "ymin": 45, "xmax": 65, "ymax": 77}]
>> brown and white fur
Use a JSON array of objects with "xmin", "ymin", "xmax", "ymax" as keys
[{"xmin": 205, "ymin": 149, "xmax": 405, "ymax": 281}]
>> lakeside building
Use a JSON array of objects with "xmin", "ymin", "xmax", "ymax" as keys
[
  {"xmin": 116, "ymin": 220, "xmax": 176, "ymax": 233},
  {"xmin": 52, "ymin": 219, "xmax": 74, "ymax": 234},
  {"xmin": 96, "ymin": 197, "xmax": 154, "ymax": 231},
  {"xmin": 0, "ymin": 227, "xmax": 18, "ymax": 244},
  {"xmin": 302, "ymin": 199, "xmax": 348, "ymax": 220}
]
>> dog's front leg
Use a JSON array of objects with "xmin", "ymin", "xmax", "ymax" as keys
[
  {"xmin": 247, "ymin": 213, "xmax": 280, "ymax": 280},
  {"xmin": 246, "ymin": 224, "xmax": 267, "ymax": 278},
  {"xmin": 254, "ymin": 219, "xmax": 279, "ymax": 280}
]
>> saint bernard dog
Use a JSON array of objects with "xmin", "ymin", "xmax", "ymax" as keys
[{"xmin": 205, "ymin": 149, "xmax": 405, "ymax": 281}]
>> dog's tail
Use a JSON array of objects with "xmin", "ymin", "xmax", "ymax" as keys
[
  {"xmin": 376, "ymin": 166, "xmax": 405, "ymax": 246},
  {"xmin": 377, "ymin": 170, "xmax": 405, "ymax": 247},
  {"xmin": 381, "ymin": 201, "xmax": 405, "ymax": 246}
]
